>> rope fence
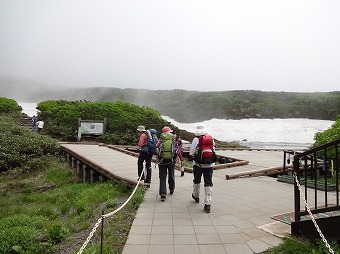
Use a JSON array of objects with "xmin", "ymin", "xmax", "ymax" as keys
[
  {"xmin": 77, "ymin": 168, "xmax": 146, "ymax": 254},
  {"xmin": 293, "ymin": 172, "xmax": 335, "ymax": 254}
]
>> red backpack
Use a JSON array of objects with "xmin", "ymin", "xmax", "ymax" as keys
[{"xmin": 194, "ymin": 135, "xmax": 217, "ymax": 164}]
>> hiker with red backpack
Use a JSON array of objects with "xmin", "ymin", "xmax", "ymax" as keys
[
  {"xmin": 156, "ymin": 126, "xmax": 183, "ymax": 202},
  {"xmin": 137, "ymin": 125, "xmax": 154, "ymax": 185},
  {"xmin": 189, "ymin": 125, "xmax": 217, "ymax": 213}
]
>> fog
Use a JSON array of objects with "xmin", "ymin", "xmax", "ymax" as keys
[{"xmin": 1, "ymin": 1, "xmax": 340, "ymax": 92}]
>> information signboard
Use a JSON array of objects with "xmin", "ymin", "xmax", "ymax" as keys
[
  {"xmin": 80, "ymin": 122, "xmax": 104, "ymax": 135},
  {"xmin": 77, "ymin": 118, "xmax": 107, "ymax": 141}
]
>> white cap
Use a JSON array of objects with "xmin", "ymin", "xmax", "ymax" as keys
[{"xmin": 195, "ymin": 125, "xmax": 208, "ymax": 136}]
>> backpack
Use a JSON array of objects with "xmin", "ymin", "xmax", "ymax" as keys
[
  {"xmin": 158, "ymin": 133, "xmax": 176, "ymax": 161},
  {"xmin": 193, "ymin": 135, "xmax": 217, "ymax": 164},
  {"xmin": 174, "ymin": 134, "xmax": 182, "ymax": 146},
  {"xmin": 147, "ymin": 129, "xmax": 158, "ymax": 154},
  {"xmin": 32, "ymin": 116, "xmax": 37, "ymax": 125}
]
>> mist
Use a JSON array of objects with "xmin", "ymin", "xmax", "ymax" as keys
[{"xmin": 1, "ymin": 1, "xmax": 340, "ymax": 93}]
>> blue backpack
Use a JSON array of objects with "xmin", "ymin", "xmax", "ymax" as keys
[{"xmin": 147, "ymin": 129, "xmax": 158, "ymax": 154}]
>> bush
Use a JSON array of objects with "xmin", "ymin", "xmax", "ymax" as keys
[
  {"xmin": 0, "ymin": 97, "xmax": 22, "ymax": 114},
  {"xmin": 36, "ymin": 100, "xmax": 175, "ymax": 144},
  {"xmin": 0, "ymin": 115, "xmax": 60, "ymax": 172},
  {"xmin": 312, "ymin": 115, "xmax": 340, "ymax": 157},
  {"xmin": 46, "ymin": 222, "xmax": 68, "ymax": 244}
]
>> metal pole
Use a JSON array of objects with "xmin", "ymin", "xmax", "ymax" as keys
[{"xmin": 100, "ymin": 210, "xmax": 104, "ymax": 254}]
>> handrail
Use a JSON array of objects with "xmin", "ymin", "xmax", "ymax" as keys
[{"xmin": 293, "ymin": 138, "xmax": 340, "ymax": 224}]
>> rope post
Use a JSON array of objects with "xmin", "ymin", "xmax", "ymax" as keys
[{"xmin": 100, "ymin": 210, "xmax": 104, "ymax": 254}]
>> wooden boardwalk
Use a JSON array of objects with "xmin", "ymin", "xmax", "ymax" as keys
[
  {"xmin": 60, "ymin": 143, "xmax": 142, "ymax": 186},
  {"xmin": 60, "ymin": 143, "xmax": 288, "ymax": 185}
]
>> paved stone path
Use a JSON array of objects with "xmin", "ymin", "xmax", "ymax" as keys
[{"xmin": 122, "ymin": 151, "xmax": 292, "ymax": 254}]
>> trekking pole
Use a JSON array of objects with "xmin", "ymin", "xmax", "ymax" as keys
[{"xmin": 155, "ymin": 155, "xmax": 159, "ymax": 169}]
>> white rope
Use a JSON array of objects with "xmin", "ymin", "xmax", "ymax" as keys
[
  {"xmin": 293, "ymin": 172, "xmax": 335, "ymax": 254},
  {"xmin": 77, "ymin": 171, "xmax": 145, "ymax": 254}
]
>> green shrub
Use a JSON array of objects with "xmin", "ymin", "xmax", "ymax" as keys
[
  {"xmin": 0, "ymin": 226, "xmax": 40, "ymax": 253},
  {"xmin": 45, "ymin": 222, "xmax": 68, "ymax": 244},
  {"xmin": 0, "ymin": 115, "xmax": 60, "ymax": 172},
  {"xmin": 0, "ymin": 215, "xmax": 48, "ymax": 254},
  {"xmin": 106, "ymin": 197, "xmax": 118, "ymax": 208},
  {"xmin": 37, "ymin": 100, "xmax": 174, "ymax": 144},
  {"xmin": 0, "ymin": 97, "xmax": 22, "ymax": 114},
  {"xmin": 312, "ymin": 115, "xmax": 340, "ymax": 157},
  {"xmin": 263, "ymin": 237, "xmax": 340, "ymax": 254}
]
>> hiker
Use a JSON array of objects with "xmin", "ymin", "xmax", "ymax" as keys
[
  {"xmin": 36, "ymin": 119, "xmax": 44, "ymax": 133},
  {"xmin": 32, "ymin": 115, "xmax": 37, "ymax": 132},
  {"xmin": 189, "ymin": 125, "xmax": 216, "ymax": 213},
  {"xmin": 157, "ymin": 126, "xmax": 183, "ymax": 201},
  {"xmin": 137, "ymin": 125, "xmax": 153, "ymax": 184},
  {"xmin": 172, "ymin": 129, "xmax": 185, "ymax": 176}
]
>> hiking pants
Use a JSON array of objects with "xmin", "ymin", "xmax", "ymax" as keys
[
  {"xmin": 158, "ymin": 161, "xmax": 175, "ymax": 195},
  {"xmin": 193, "ymin": 165, "xmax": 213, "ymax": 187},
  {"xmin": 137, "ymin": 151, "xmax": 152, "ymax": 182}
]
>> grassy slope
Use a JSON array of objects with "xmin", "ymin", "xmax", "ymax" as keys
[{"xmin": 0, "ymin": 157, "xmax": 145, "ymax": 254}]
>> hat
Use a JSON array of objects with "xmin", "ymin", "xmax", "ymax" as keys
[
  {"xmin": 195, "ymin": 125, "xmax": 208, "ymax": 136},
  {"xmin": 162, "ymin": 126, "xmax": 172, "ymax": 133},
  {"xmin": 137, "ymin": 125, "xmax": 146, "ymax": 132}
]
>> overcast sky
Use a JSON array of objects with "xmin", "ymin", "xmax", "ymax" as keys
[{"xmin": 1, "ymin": 0, "xmax": 339, "ymax": 92}]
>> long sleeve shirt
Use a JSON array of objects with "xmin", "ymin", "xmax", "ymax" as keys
[{"xmin": 138, "ymin": 132, "xmax": 148, "ymax": 149}]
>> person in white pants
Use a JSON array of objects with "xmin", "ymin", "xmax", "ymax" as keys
[{"xmin": 189, "ymin": 125, "xmax": 215, "ymax": 213}]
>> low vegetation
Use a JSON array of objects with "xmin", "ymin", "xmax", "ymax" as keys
[
  {"xmin": 0, "ymin": 157, "xmax": 145, "ymax": 253},
  {"xmin": 0, "ymin": 115, "xmax": 60, "ymax": 172},
  {"xmin": 262, "ymin": 237, "xmax": 340, "ymax": 254},
  {"xmin": 0, "ymin": 111, "xmax": 145, "ymax": 253}
]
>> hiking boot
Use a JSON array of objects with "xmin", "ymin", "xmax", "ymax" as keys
[
  {"xmin": 161, "ymin": 194, "xmax": 166, "ymax": 202},
  {"xmin": 204, "ymin": 205, "xmax": 211, "ymax": 213},
  {"xmin": 138, "ymin": 175, "xmax": 145, "ymax": 181},
  {"xmin": 192, "ymin": 194, "xmax": 199, "ymax": 203},
  {"xmin": 170, "ymin": 189, "xmax": 174, "ymax": 194},
  {"xmin": 144, "ymin": 182, "xmax": 150, "ymax": 189},
  {"xmin": 181, "ymin": 171, "xmax": 184, "ymax": 177}
]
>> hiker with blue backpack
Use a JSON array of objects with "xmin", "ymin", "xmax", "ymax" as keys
[
  {"xmin": 137, "ymin": 125, "xmax": 158, "ymax": 186},
  {"xmin": 156, "ymin": 126, "xmax": 183, "ymax": 202}
]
